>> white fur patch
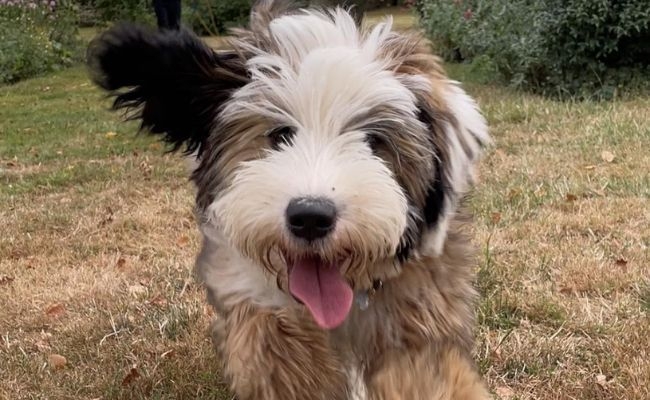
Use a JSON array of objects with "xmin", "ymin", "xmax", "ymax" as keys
[{"xmin": 198, "ymin": 228, "xmax": 293, "ymax": 309}]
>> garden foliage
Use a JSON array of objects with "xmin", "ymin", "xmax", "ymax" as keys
[
  {"xmin": 0, "ymin": 0, "xmax": 81, "ymax": 84},
  {"xmin": 420, "ymin": 0, "xmax": 650, "ymax": 99}
]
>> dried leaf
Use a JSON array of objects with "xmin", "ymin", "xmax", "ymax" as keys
[
  {"xmin": 559, "ymin": 285, "xmax": 576, "ymax": 295},
  {"xmin": 48, "ymin": 354, "xmax": 67, "ymax": 369},
  {"xmin": 615, "ymin": 258, "xmax": 628, "ymax": 266},
  {"xmin": 105, "ymin": 131, "xmax": 118, "ymax": 139},
  {"xmin": 122, "ymin": 365, "xmax": 141, "ymax": 386},
  {"xmin": 565, "ymin": 193, "xmax": 578, "ymax": 202},
  {"xmin": 45, "ymin": 303, "xmax": 66, "ymax": 318},
  {"xmin": 495, "ymin": 385, "xmax": 515, "ymax": 399},
  {"xmin": 177, "ymin": 235, "xmax": 190, "ymax": 246},
  {"xmin": 0, "ymin": 275, "xmax": 15, "ymax": 286},
  {"xmin": 6, "ymin": 161, "xmax": 17, "ymax": 168},
  {"xmin": 601, "ymin": 150, "xmax": 615, "ymax": 163},
  {"xmin": 148, "ymin": 295, "xmax": 167, "ymax": 308},
  {"xmin": 596, "ymin": 373, "xmax": 608, "ymax": 388},
  {"xmin": 116, "ymin": 257, "xmax": 126, "ymax": 270}
]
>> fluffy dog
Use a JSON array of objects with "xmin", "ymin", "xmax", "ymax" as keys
[{"xmin": 88, "ymin": 1, "xmax": 491, "ymax": 399}]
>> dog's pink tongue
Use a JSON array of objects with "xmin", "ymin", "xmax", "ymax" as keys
[{"xmin": 289, "ymin": 256, "xmax": 353, "ymax": 330}]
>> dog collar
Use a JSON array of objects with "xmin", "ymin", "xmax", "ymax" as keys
[{"xmin": 354, "ymin": 279, "xmax": 383, "ymax": 310}]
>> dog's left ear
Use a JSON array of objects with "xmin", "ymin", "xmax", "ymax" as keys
[{"xmin": 87, "ymin": 24, "xmax": 249, "ymax": 155}]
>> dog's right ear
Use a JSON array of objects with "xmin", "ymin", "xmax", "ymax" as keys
[{"xmin": 87, "ymin": 24, "xmax": 249, "ymax": 155}]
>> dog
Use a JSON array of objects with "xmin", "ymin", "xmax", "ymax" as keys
[{"xmin": 88, "ymin": 1, "xmax": 491, "ymax": 398}]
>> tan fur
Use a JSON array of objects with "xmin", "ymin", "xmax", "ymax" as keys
[
  {"xmin": 212, "ymin": 303, "xmax": 348, "ymax": 400},
  {"xmin": 200, "ymin": 213, "xmax": 490, "ymax": 400},
  {"xmin": 194, "ymin": 4, "xmax": 490, "ymax": 399}
]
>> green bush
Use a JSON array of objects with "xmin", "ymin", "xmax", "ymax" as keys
[
  {"xmin": 185, "ymin": 0, "xmax": 252, "ymax": 35},
  {"xmin": 74, "ymin": 0, "xmax": 153, "ymax": 25},
  {"xmin": 420, "ymin": 0, "xmax": 650, "ymax": 99},
  {"xmin": 0, "ymin": 0, "xmax": 82, "ymax": 84}
]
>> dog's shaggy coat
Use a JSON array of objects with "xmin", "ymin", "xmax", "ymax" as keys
[{"xmin": 88, "ymin": 1, "xmax": 491, "ymax": 398}]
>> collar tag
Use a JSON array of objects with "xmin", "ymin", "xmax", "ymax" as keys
[
  {"xmin": 355, "ymin": 280, "xmax": 383, "ymax": 311},
  {"xmin": 355, "ymin": 291, "xmax": 370, "ymax": 310}
]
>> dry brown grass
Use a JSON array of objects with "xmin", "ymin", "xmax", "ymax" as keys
[{"xmin": 1, "ymin": 11, "xmax": 649, "ymax": 399}]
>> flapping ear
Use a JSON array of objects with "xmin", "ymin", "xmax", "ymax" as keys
[
  {"xmin": 87, "ymin": 23, "xmax": 249, "ymax": 156},
  {"xmin": 383, "ymin": 33, "xmax": 490, "ymax": 257},
  {"xmin": 417, "ymin": 81, "xmax": 489, "ymax": 254}
]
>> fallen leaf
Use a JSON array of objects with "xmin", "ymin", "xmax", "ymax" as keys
[
  {"xmin": 116, "ymin": 257, "xmax": 126, "ymax": 270},
  {"xmin": 533, "ymin": 187, "xmax": 546, "ymax": 197},
  {"xmin": 601, "ymin": 150, "xmax": 615, "ymax": 163},
  {"xmin": 177, "ymin": 235, "xmax": 190, "ymax": 246},
  {"xmin": 565, "ymin": 193, "xmax": 578, "ymax": 202},
  {"xmin": 105, "ymin": 131, "xmax": 118, "ymax": 139},
  {"xmin": 596, "ymin": 373, "xmax": 608, "ymax": 388},
  {"xmin": 507, "ymin": 188, "xmax": 521, "ymax": 201},
  {"xmin": 615, "ymin": 258, "xmax": 628, "ymax": 266},
  {"xmin": 48, "ymin": 354, "xmax": 67, "ymax": 369},
  {"xmin": 0, "ymin": 275, "xmax": 15, "ymax": 286},
  {"xmin": 6, "ymin": 161, "xmax": 17, "ymax": 168},
  {"xmin": 148, "ymin": 295, "xmax": 167, "ymax": 308},
  {"xmin": 495, "ymin": 385, "xmax": 515, "ymax": 399},
  {"xmin": 559, "ymin": 285, "xmax": 576, "ymax": 295},
  {"xmin": 122, "ymin": 365, "xmax": 141, "ymax": 386},
  {"xmin": 45, "ymin": 303, "xmax": 66, "ymax": 318},
  {"xmin": 490, "ymin": 212, "xmax": 502, "ymax": 224}
]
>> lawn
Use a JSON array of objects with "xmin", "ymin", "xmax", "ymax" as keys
[{"xmin": 1, "ymin": 9, "xmax": 649, "ymax": 400}]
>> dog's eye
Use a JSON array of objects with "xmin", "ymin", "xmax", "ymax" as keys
[{"xmin": 267, "ymin": 126, "xmax": 296, "ymax": 150}]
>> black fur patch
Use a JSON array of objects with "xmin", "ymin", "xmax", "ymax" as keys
[
  {"xmin": 416, "ymin": 106, "xmax": 448, "ymax": 228},
  {"xmin": 87, "ymin": 23, "xmax": 248, "ymax": 155},
  {"xmin": 396, "ymin": 106, "xmax": 452, "ymax": 261}
]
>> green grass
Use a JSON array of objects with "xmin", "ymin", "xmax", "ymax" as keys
[{"xmin": 1, "ymin": 10, "xmax": 650, "ymax": 400}]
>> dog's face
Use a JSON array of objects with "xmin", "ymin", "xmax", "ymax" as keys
[{"xmin": 89, "ymin": 2, "xmax": 488, "ymax": 329}]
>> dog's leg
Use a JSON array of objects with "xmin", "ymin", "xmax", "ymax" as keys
[
  {"xmin": 212, "ymin": 302, "xmax": 348, "ymax": 400},
  {"xmin": 366, "ymin": 345, "xmax": 490, "ymax": 400}
]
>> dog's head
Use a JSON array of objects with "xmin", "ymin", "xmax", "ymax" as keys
[{"xmin": 88, "ymin": 0, "xmax": 489, "ymax": 329}]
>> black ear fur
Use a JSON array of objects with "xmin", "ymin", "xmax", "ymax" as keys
[
  {"xmin": 396, "ymin": 106, "xmax": 452, "ymax": 261},
  {"xmin": 87, "ymin": 23, "xmax": 249, "ymax": 155}
]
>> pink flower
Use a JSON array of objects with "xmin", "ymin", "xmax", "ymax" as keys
[{"xmin": 463, "ymin": 8, "xmax": 473, "ymax": 20}]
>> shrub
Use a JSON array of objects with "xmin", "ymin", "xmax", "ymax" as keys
[
  {"xmin": 0, "ymin": 0, "xmax": 81, "ymax": 84},
  {"xmin": 185, "ymin": 0, "xmax": 252, "ymax": 35},
  {"xmin": 420, "ymin": 0, "xmax": 650, "ymax": 99},
  {"xmin": 74, "ymin": 0, "xmax": 153, "ymax": 25}
]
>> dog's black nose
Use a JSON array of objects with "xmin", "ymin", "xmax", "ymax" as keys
[{"xmin": 286, "ymin": 197, "xmax": 337, "ymax": 241}]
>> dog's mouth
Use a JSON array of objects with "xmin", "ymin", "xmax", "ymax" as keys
[{"xmin": 286, "ymin": 254, "xmax": 353, "ymax": 330}]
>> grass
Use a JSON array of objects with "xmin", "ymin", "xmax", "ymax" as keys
[{"xmin": 1, "ymin": 8, "xmax": 649, "ymax": 400}]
